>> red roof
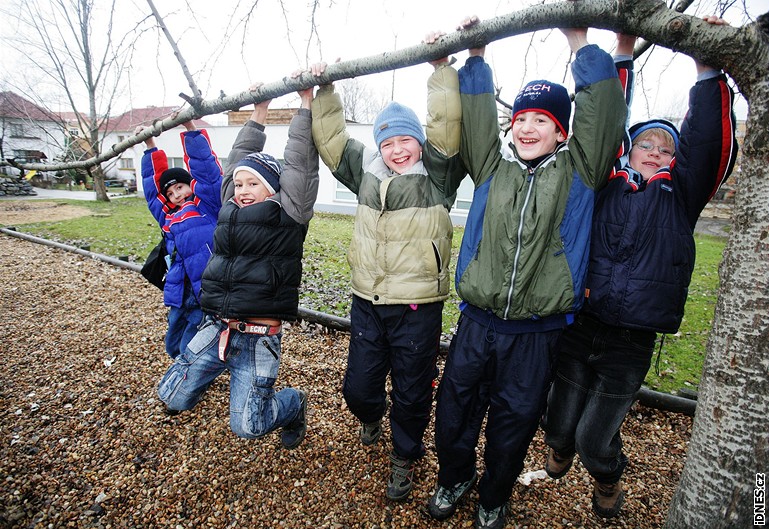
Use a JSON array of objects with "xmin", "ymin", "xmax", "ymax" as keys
[
  {"xmin": 0, "ymin": 91, "xmax": 56, "ymax": 121},
  {"xmin": 106, "ymin": 106, "xmax": 210, "ymax": 132}
]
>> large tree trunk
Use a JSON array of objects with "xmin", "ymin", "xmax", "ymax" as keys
[{"xmin": 665, "ymin": 76, "xmax": 769, "ymax": 529}]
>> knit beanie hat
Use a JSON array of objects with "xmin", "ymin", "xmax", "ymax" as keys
[
  {"xmin": 233, "ymin": 152, "xmax": 282, "ymax": 195},
  {"xmin": 159, "ymin": 167, "xmax": 192, "ymax": 197},
  {"xmin": 373, "ymin": 102, "xmax": 426, "ymax": 149},
  {"xmin": 512, "ymin": 80, "xmax": 572, "ymax": 137},
  {"xmin": 629, "ymin": 119, "xmax": 680, "ymax": 150}
]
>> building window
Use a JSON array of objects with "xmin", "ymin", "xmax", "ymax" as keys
[
  {"xmin": 452, "ymin": 178, "xmax": 475, "ymax": 211},
  {"xmin": 169, "ymin": 157, "xmax": 185, "ymax": 168},
  {"xmin": 119, "ymin": 158, "xmax": 134, "ymax": 169},
  {"xmin": 334, "ymin": 180, "xmax": 356, "ymax": 202},
  {"xmin": 9, "ymin": 123, "xmax": 24, "ymax": 137}
]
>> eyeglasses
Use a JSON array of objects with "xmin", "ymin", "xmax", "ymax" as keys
[{"xmin": 633, "ymin": 141, "xmax": 675, "ymax": 157}]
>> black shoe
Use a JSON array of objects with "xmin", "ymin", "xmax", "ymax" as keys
[
  {"xmin": 386, "ymin": 451, "xmax": 415, "ymax": 501},
  {"xmin": 427, "ymin": 470, "xmax": 478, "ymax": 520},
  {"xmin": 281, "ymin": 390, "xmax": 307, "ymax": 450}
]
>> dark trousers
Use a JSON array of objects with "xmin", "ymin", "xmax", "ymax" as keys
[
  {"xmin": 542, "ymin": 312, "xmax": 655, "ymax": 483},
  {"xmin": 343, "ymin": 295, "xmax": 442, "ymax": 460},
  {"xmin": 434, "ymin": 314, "xmax": 560, "ymax": 509}
]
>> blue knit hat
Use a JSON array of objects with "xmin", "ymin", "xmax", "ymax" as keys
[
  {"xmin": 373, "ymin": 102, "xmax": 426, "ymax": 149},
  {"xmin": 512, "ymin": 80, "xmax": 572, "ymax": 137},
  {"xmin": 233, "ymin": 152, "xmax": 282, "ymax": 194},
  {"xmin": 629, "ymin": 119, "xmax": 680, "ymax": 150}
]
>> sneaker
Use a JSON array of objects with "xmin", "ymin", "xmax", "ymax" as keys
[
  {"xmin": 360, "ymin": 419, "xmax": 383, "ymax": 445},
  {"xmin": 475, "ymin": 503, "xmax": 506, "ymax": 529},
  {"xmin": 386, "ymin": 451, "xmax": 415, "ymax": 501},
  {"xmin": 281, "ymin": 390, "xmax": 307, "ymax": 450},
  {"xmin": 545, "ymin": 448, "xmax": 574, "ymax": 479},
  {"xmin": 360, "ymin": 397, "xmax": 390, "ymax": 446},
  {"xmin": 427, "ymin": 470, "xmax": 478, "ymax": 520},
  {"xmin": 592, "ymin": 478, "xmax": 625, "ymax": 518}
]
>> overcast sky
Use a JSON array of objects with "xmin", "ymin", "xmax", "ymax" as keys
[{"xmin": 0, "ymin": 0, "xmax": 761, "ymax": 125}]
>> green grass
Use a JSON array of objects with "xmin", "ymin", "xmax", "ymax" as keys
[{"xmin": 7, "ymin": 197, "xmax": 725, "ymax": 394}]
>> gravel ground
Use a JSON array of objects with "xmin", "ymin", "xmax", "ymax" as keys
[{"xmin": 0, "ymin": 234, "xmax": 692, "ymax": 529}]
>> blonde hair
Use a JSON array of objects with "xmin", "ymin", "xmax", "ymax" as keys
[{"xmin": 633, "ymin": 128, "xmax": 675, "ymax": 152}]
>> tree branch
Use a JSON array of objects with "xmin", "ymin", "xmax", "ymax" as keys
[
  {"xmin": 145, "ymin": 0, "xmax": 203, "ymax": 104},
  {"xmin": 5, "ymin": 0, "xmax": 754, "ymax": 173}
]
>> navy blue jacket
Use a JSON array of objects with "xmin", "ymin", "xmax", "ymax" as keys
[{"xmin": 584, "ymin": 68, "xmax": 737, "ymax": 333}]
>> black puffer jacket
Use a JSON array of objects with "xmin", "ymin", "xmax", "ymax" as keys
[
  {"xmin": 200, "ymin": 108, "xmax": 319, "ymax": 320},
  {"xmin": 201, "ymin": 199, "xmax": 307, "ymax": 320}
]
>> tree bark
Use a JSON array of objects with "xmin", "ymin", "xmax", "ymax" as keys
[{"xmin": 665, "ymin": 68, "xmax": 769, "ymax": 528}]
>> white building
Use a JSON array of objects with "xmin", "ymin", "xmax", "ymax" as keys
[
  {"xmin": 0, "ymin": 91, "xmax": 66, "ymax": 177},
  {"xmin": 107, "ymin": 108, "xmax": 474, "ymax": 225}
]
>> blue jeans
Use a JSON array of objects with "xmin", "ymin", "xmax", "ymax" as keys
[
  {"xmin": 165, "ymin": 285, "xmax": 204, "ymax": 360},
  {"xmin": 157, "ymin": 317, "xmax": 303, "ymax": 438},
  {"xmin": 542, "ymin": 312, "xmax": 655, "ymax": 483},
  {"xmin": 343, "ymin": 295, "xmax": 442, "ymax": 460},
  {"xmin": 435, "ymin": 314, "xmax": 560, "ymax": 509}
]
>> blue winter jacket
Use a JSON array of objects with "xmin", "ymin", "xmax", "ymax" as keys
[
  {"xmin": 584, "ymin": 63, "xmax": 737, "ymax": 333},
  {"xmin": 141, "ymin": 129, "xmax": 223, "ymax": 308}
]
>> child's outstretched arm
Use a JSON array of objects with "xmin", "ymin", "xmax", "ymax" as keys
[
  {"xmin": 675, "ymin": 15, "xmax": 738, "ymax": 225},
  {"xmin": 310, "ymin": 60, "xmax": 365, "ymax": 193},
  {"xmin": 279, "ymin": 70, "xmax": 320, "ymax": 225},
  {"xmin": 456, "ymin": 15, "xmax": 502, "ymax": 186},
  {"xmin": 423, "ymin": 28, "xmax": 465, "ymax": 197},
  {"xmin": 136, "ymin": 125, "xmax": 171, "ymax": 223},
  {"xmin": 566, "ymin": 27, "xmax": 627, "ymax": 191},
  {"xmin": 180, "ymin": 119, "xmax": 223, "ymax": 215},
  {"xmin": 221, "ymin": 84, "xmax": 271, "ymax": 203}
]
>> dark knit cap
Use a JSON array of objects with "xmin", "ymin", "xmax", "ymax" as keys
[
  {"xmin": 233, "ymin": 152, "xmax": 282, "ymax": 195},
  {"xmin": 629, "ymin": 119, "xmax": 680, "ymax": 149},
  {"xmin": 512, "ymin": 79, "xmax": 572, "ymax": 137},
  {"xmin": 373, "ymin": 102, "xmax": 426, "ymax": 149},
  {"xmin": 159, "ymin": 167, "xmax": 192, "ymax": 197}
]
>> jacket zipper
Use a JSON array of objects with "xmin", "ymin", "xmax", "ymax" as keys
[
  {"xmin": 503, "ymin": 150, "xmax": 560, "ymax": 319},
  {"xmin": 504, "ymin": 167, "xmax": 536, "ymax": 319}
]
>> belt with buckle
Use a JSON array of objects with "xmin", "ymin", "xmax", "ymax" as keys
[{"xmin": 217, "ymin": 318, "xmax": 282, "ymax": 361}]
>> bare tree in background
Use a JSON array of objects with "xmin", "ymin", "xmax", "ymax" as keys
[
  {"xmin": 1, "ymin": 0, "xmax": 139, "ymax": 201},
  {"xmin": 337, "ymin": 78, "xmax": 388, "ymax": 123}
]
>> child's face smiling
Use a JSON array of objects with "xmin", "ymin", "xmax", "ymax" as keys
[
  {"xmin": 512, "ymin": 111, "xmax": 566, "ymax": 161},
  {"xmin": 165, "ymin": 182, "xmax": 193, "ymax": 206},
  {"xmin": 629, "ymin": 134, "xmax": 675, "ymax": 181},
  {"xmin": 233, "ymin": 170, "xmax": 273, "ymax": 206},
  {"xmin": 379, "ymin": 135, "xmax": 422, "ymax": 174}
]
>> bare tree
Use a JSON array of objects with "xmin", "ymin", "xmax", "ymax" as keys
[
  {"xmin": 1, "ymin": 0, "xmax": 140, "ymax": 201},
  {"xmin": 337, "ymin": 78, "xmax": 388, "ymax": 123}
]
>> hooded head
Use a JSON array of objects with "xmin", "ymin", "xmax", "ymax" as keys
[{"xmin": 629, "ymin": 119, "xmax": 680, "ymax": 150}]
